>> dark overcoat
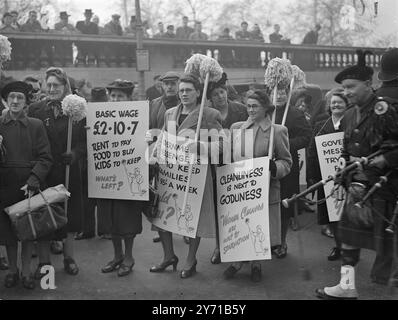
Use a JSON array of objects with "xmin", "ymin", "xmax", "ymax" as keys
[{"xmin": 0, "ymin": 111, "xmax": 52, "ymax": 244}]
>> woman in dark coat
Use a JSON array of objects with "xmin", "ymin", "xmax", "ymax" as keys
[
  {"xmin": 207, "ymin": 73, "xmax": 248, "ymax": 264},
  {"xmin": 98, "ymin": 80, "xmax": 144, "ymax": 277},
  {"xmin": 273, "ymin": 87, "xmax": 312, "ymax": 258},
  {"xmin": 0, "ymin": 81, "xmax": 52, "ymax": 289},
  {"xmin": 28, "ymin": 67, "xmax": 86, "ymax": 277},
  {"xmin": 307, "ymin": 90, "xmax": 348, "ymax": 261}
]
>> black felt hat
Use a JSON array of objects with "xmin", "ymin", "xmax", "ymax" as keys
[
  {"xmin": 84, "ymin": 9, "xmax": 93, "ymax": 16},
  {"xmin": 1, "ymin": 81, "xmax": 32, "ymax": 101},
  {"xmin": 378, "ymin": 48, "xmax": 398, "ymax": 82},
  {"xmin": 335, "ymin": 50, "xmax": 374, "ymax": 84},
  {"xmin": 91, "ymin": 87, "xmax": 108, "ymax": 102}
]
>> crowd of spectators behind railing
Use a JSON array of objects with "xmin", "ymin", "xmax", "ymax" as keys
[{"xmin": 0, "ymin": 9, "xmax": 321, "ymax": 45}]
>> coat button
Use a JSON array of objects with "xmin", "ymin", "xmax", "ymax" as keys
[
  {"xmin": 354, "ymin": 143, "xmax": 360, "ymax": 147},
  {"xmin": 354, "ymin": 129, "xmax": 360, "ymax": 134}
]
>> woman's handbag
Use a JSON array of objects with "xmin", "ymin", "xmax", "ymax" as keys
[
  {"xmin": 12, "ymin": 190, "xmax": 68, "ymax": 241},
  {"xmin": 4, "ymin": 184, "xmax": 70, "ymax": 221}
]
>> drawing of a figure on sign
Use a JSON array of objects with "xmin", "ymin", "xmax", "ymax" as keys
[
  {"xmin": 122, "ymin": 160, "xmax": 146, "ymax": 196},
  {"xmin": 173, "ymin": 194, "xmax": 194, "ymax": 234},
  {"xmin": 246, "ymin": 218, "xmax": 268, "ymax": 256}
]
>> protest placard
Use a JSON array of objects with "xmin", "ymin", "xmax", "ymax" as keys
[
  {"xmin": 151, "ymin": 133, "xmax": 208, "ymax": 238},
  {"xmin": 216, "ymin": 157, "xmax": 271, "ymax": 263},
  {"xmin": 315, "ymin": 132, "xmax": 345, "ymax": 222},
  {"xmin": 86, "ymin": 101, "xmax": 149, "ymax": 201}
]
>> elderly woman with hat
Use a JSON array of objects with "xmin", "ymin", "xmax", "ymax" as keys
[
  {"xmin": 206, "ymin": 72, "xmax": 248, "ymax": 264},
  {"xmin": 0, "ymin": 81, "xmax": 52, "ymax": 289},
  {"xmin": 222, "ymin": 89, "xmax": 292, "ymax": 282},
  {"xmin": 97, "ymin": 79, "xmax": 144, "ymax": 277},
  {"xmin": 28, "ymin": 67, "xmax": 86, "ymax": 278}
]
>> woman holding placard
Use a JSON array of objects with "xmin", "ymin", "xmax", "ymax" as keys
[
  {"xmin": 307, "ymin": 89, "xmax": 348, "ymax": 261},
  {"xmin": 223, "ymin": 90, "xmax": 292, "ymax": 282},
  {"xmin": 97, "ymin": 80, "xmax": 144, "ymax": 277},
  {"xmin": 207, "ymin": 72, "xmax": 248, "ymax": 265},
  {"xmin": 150, "ymin": 73, "xmax": 225, "ymax": 279}
]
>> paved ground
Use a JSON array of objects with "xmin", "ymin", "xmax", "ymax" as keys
[{"xmin": 0, "ymin": 212, "xmax": 397, "ymax": 300}]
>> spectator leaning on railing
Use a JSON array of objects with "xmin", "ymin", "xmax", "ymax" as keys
[
  {"xmin": 188, "ymin": 21, "xmax": 208, "ymax": 40},
  {"xmin": 163, "ymin": 25, "xmax": 176, "ymax": 38},
  {"xmin": 1, "ymin": 13, "xmax": 19, "ymax": 32},
  {"xmin": 125, "ymin": 15, "xmax": 137, "ymax": 37},
  {"xmin": 54, "ymin": 11, "xmax": 78, "ymax": 34},
  {"xmin": 251, "ymin": 23, "xmax": 264, "ymax": 42},
  {"xmin": 269, "ymin": 24, "xmax": 283, "ymax": 43},
  {"xmin": 302, "ymin": 24, "xmax": 321, "ymax": 45},
  {"xmin": 176, "ymin": 16, "xmax": 194, "ymax": 39},
  {"xmin": 153, "ymin": 22, "xmax": 165, "ymax": 39},
  {"xmin": 104, "ymin": 14, "xmax": 123, "ymax": 36},
  {"xmin": 20, "ymin": 10, "xmax": 43, "ymax": 33},
  {"xmin": 218, "ymin": 27, "xmax": 234, "ymax": 40},
  {"xmin": 235, "ymin": 21, "xmax": 251, "ymax": 40}
]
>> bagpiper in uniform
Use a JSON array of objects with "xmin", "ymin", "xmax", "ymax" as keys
[{"xmin": 316, "ymin": 50, "xmax": 398, "ymax": 299}]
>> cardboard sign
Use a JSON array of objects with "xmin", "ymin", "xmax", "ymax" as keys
[
  {"xmin": 315, "ymin": 132, "xmax": 345, "ymax": 222},
  {"xmin": 86, "ymin": 101, "xmax": 149, "ymax": 201},
  {"xmin": 216, "ymin": 157, "xmax": 271, "ymax": 263},
  {"xmin": 151, "ymin": 133, "xmax": 208, "ymax": 238}
]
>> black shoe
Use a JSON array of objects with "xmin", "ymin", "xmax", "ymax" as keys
[
  {"xmin": 251, "ymin": 263, "xmax": 262, "ymax": 282},
  {"xmin": 210, "ymin": 249, "xmax": 221, "ymax": 265},
  {"xmin": 0, "ymin": 257, "xmax": 9, "ymax": 271},
  {"xmin": 153, "ymin": 237, "xmax": 161, "ymax": 243},
  {"xmin": 117, "ymin": 261, "xmax": 135, "ymax": 277},
  {"xmin": 290, "ymin": 218, "xmax": 299, "ymax": 231},
  {"xmin": 75, "ymin": 232, "xmax": 95, "ymax": 240},
  {"xmin": 101, "ymin": 257, "xmax": 124, "ymax": 273},
  {"xmin": 50, "ymin": 241, "xmax": 63, "ymax": 255},
  {"xmin": 150, "ymin": 255, "xmax": 179, "ymax": 273},
  {"xmin": 327, "ymin": 247, "xmax": 341, "ymax": 261},
  {"xmin": 4, "ymin": 270, "xmax": 19, "ymax": 288},
  {"xmin": 180, "ymin": 260, "xmax": 197, "ymax": 279},
  {"xmin": 321, "ymin": 226, "xmax": 334, "ymax": 238},
  {"xmin": 21, "ymin": 274, "xmax": 35, "ymax": 290},
  {"xmin": 99, "ymin": 234, "xmax": 112, "ymax": 240},
  {"xmin": 63, "ymin": 257, "xmax": 79, "ymax": 276},
  {"xmin": 34, "ymin": 262, "xmax": 52, "ymax": 280},
  {"xmin": 223, "ymin": 264, "xmax": 241, "ymax": 279},
  {"xmin": 272, "ymin": 244, "xmax": 288, "ymax": 259}
]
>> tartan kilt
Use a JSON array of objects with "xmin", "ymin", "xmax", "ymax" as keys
[{"xmin": 337, "ymin": 195, "xmax": 397, "ymax": 256}]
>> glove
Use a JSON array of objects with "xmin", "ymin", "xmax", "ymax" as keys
[
  {"xmin": 269, "ymin": 160, "xmax": 277, "ymax": 178},
  {"xmin": 26, "ymin": 174, "xmax": 40, "ymax": 192},
  {"xmin": 61, "ymin": 152, "xmax": 76, "ymax": 165}
]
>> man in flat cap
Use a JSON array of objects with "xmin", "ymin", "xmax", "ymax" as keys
[
  {"xmin": 146, "ymin": 75, "xmax": 163, "ymax": 102},
  {"xmin": 316, "ymin": 50, "xmax": 398, "ymax": 299},
  {"xmin": 149, "ymin": 71, "xmax": 180, "ymax": 130},
  {"xmin": 104, "ymin": 14, "xmax": 123, "ymax": 36}
]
